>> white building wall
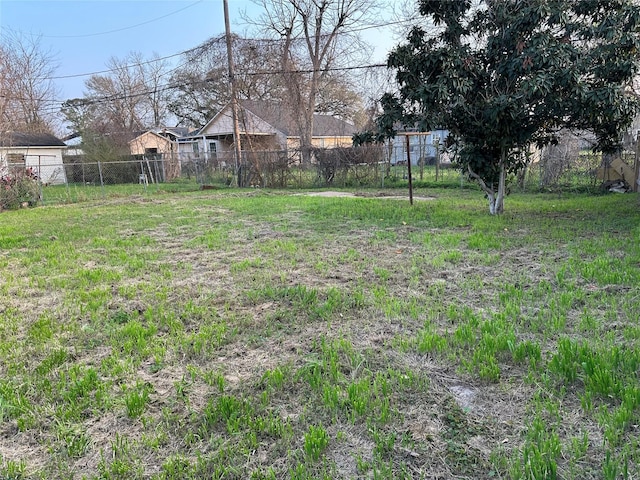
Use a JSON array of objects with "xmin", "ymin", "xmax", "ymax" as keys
[{"xmin": 0, "ymin": 147, "xmax": 67, "ymax": 185}]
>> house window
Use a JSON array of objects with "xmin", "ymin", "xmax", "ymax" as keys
[
  {"xmin": 193, "ymin": 142, "xmax": 200, "ymax": 158},
  {"xmin": 209, "ymin": 142, "xmax": 217, "ymax": 161},
  {"xmin": 7, "ymin": 153, "xmax": 25, "ymax": 165}
]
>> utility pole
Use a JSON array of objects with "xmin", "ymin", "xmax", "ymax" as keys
[{"xmin": 223, "ymin": 0, "xmax": 243, "ymax": 187}]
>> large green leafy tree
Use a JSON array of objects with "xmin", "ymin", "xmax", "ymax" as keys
[{"xmin": 377, "ymin": 0, "xmax": 640, "ymax": 214}]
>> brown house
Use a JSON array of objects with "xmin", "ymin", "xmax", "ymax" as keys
[
  {"xmin": 128, "ymin": 127, "xmax": 190, "ymax": 157},
  {"xmin": 128, "ymin": 127, "xmax": 191, "ymax": 181}
]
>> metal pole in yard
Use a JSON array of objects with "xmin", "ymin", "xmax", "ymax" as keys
[
  {"xmin": 435, "ymin": 138, "xmax": 440, "ymax": 182},
  {"xmin": 634, "ymin": 135, "xmax": 640, "ymax": 193},
  {"xmin": 38, "ymin": 156, "xmax": 43, "ymax": 203},
  {"xmin": 419, "ymin": 137, "xmax": 425, "ymax": 180},
  {"xmin": 405, "ymin": 134, "xmax": 413, "ymax": 205},
  {"xmin": 153, "ymin": 159, "xmax": 160, "ymax": 190}
]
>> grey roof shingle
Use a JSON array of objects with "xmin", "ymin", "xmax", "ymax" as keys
[
  {"xmin": 240, "ymin": 100, "xmax": 356, "ymax": 137},
  {"xmin": 0, "ymin": 131, "xmax": 66, "ymax": 147}
]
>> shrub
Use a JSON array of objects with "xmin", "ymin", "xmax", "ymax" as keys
[{"xmin": 0, "ymin": 168, "xmax": 41, "ymax": 210}]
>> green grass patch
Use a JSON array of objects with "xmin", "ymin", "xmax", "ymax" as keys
[{"xmin": 0, "ymin": 188, "xmax": 638, "ymax": 478}]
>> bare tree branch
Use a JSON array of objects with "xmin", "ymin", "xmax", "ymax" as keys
[
  {"xmin": 247, "ymin": 0, "xmax": 379, "ymax": 162},
  {"xmin": 0, "ymin": 32, "xmax": 59, "ymax": 133}
]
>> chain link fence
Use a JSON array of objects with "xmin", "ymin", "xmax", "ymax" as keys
[{"xmin": 3, "ymin": 142, "xmax": 636, "ymax": 208}]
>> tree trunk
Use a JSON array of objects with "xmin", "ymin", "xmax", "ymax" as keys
[
  {"xmin": 300, "ymin": 109, "xmax": 314, "ymax": 165},
  {"xmin": 493, "ymin": 151, "xmax": 506, "ymax": 215},
  {"xmin": 468, "ymin": 151, "xmax": 506, "ymax": 215},
  {"xmin": 517, "ymin": 159, "xmax": 528, "ymax": 191}
]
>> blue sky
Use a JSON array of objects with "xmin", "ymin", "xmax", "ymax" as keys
[
  {"xmin": 0, "ymin": 0, "xmax": 398, "ymax": 105},
  {"xmin": 0, "ymin": 1, "xmax": 254, "ymax": 101}
]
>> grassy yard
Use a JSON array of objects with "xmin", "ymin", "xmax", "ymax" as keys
[{"xmin": 0, "ymin": 188, "xmax": 639, "ymax": 479}]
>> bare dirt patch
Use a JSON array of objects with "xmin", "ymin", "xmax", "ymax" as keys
[{"xmin": 302, "ymin": 190, "xmax": 436, "ymax": 201}]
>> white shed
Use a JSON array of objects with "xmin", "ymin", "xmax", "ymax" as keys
[{"xmin": 0, "ymin": 132, "xmax": 68, "ymax": 185}]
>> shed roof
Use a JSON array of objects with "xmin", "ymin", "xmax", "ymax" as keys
[
  {"xmin": 0, "ymin": 131, "xmax": 66, "ymax": 147},
  {"xmin": 128, "ymin": 130, "xmax": 175, "ymax": 145}
]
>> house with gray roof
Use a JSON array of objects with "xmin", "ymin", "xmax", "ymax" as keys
[
  {"xmin": 0, "ymin": 131, "xmax": 67, "ymax": 184},
  {"xmin": 177, "ymin": 100, "xmax": 357, "ymax": 163}
]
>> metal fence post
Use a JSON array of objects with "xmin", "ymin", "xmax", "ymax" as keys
[
  {"xmin": 66, "ymin": 170, "xmax": 71, "ymax": 201},
  {"xmin": 153, "ymin": 159, "xmax": 161, "ymax": 189},
  {"xmin": 97, "ymin": 161, "xmax": 105, "ymax": 196}
]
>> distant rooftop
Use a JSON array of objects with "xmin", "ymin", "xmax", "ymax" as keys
[{"xmin": 1, "ymin": 131, "xmax": 66, "ymax": 147}]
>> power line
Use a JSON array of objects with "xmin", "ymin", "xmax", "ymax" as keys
[
  {"xmin": 3, "ymin": 1, "xmax": 205, "ymax": 39},
  {"xmin": 2, "ymin": 12, "xmax": 404, "ymax": 112},
  {"xmin": 39, "ymin": 39, "xmax": 220, "ymax": 81},
  {"xmin": 32, "ymin": 20, "xmax": 399, "ymax": 82},
  {"xmin": 67, "ymin": 63, "xmax": 389, "ymax": 107},
  {"xmin": 2, "ymin": 0, "xmax": 410, "ymax": 91},
  {"xmin": 243, "ymin": 63, "xmax": 387, "ymax": 77},
  {"xmin": 1, "ymin": 62, "xmax": 391, "ymax": 112},
  {"xmin": 40, "ymin": 51, "xmax": 185, "ymax": 81}
]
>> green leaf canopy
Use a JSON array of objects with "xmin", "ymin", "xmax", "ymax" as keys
[{"xmin": 379, "ymin": 0, "xmax": 640, "ymax": 210}]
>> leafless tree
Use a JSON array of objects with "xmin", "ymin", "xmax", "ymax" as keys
[
  {"xmin": 351, "ymin": 63, "xmax": 397, "ymax": 130},
  {"xmin": 82, "ymin": 52, "xmax": 173, "ymax": 133},
  {"xmin": 247, "ymin": 0, "xmax": 379, "ymax": 163},
  {"xmin": 84, "ymin": 63, "xmax": 143, "ymax": 133},
  {"xmin": 60, "ymin": 52, "xmax": 173, "ymax": 159},
  {"xmin": 142, "ymin": 53, "xmax": 173, "ymax": 127},
  {"xmin": 168, "ymin": 35, "xmax": 286, "ymax": 128},
  {"xmin": 0, "ymin": 33, "xmax": 59, "ymax": 134},
  {"xmin": 314, "ymin": 74, "xmax": 364, "ymax": 122},
  {"xmin": 0, "ymin": 43, "xmax": 9, "ymax": 131}
]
